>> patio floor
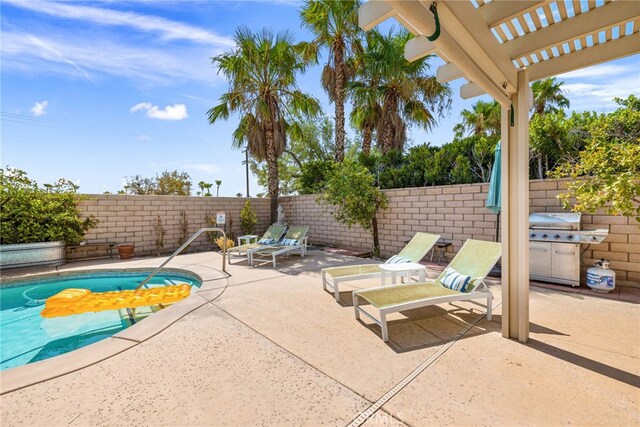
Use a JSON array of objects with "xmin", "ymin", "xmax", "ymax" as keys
[{"xmin": 1, "ymin": 249, "xmax": 638, "ymax": 426}]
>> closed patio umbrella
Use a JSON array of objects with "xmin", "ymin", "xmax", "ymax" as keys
[{"xmin": 486, "ymin": 140, "xmax": 501, "ymax": 242}]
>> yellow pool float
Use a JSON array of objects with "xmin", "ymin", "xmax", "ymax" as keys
[{"xmin": 40, "ymin": 284, "xmax": 192, "ymax": 318}]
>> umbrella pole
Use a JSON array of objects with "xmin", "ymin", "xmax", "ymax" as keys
[{"xmin": 495, "ymin": 212, "xmax": 500, "ymax": 242}]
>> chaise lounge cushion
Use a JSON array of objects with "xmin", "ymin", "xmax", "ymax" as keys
[
  {"xmin": 384, "ymin": 255, "xmax": 411, "ymax": 264},
  {"xmin": 356, "ymin": 282, "xmax": 460, "ymax": 309},
  {"xmin": 439, "ymin": 267, "xmax": 471, "ymax": 292}
]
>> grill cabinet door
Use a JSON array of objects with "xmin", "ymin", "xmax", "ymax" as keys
[
  {"xmin": 551, "ymin": 243, "xmax": 580, "ymax": 283},
  {"xmin": 529, "ymin": 242, "xmax": 551, "ymax": 277}
]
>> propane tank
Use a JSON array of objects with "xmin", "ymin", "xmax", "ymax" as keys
[{"xmin": 586, "ymin": 259, "xmax": 616, "ymax": 293}]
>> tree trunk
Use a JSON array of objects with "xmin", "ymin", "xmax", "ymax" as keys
[
  {"xmin": 537, "ymin": 157, "xmax": 543, "ymax": 180},
  {"xmin": 265, "ymin": 127, "xmax": 279, "ymax": 224},
  {"xmin": 372, "ymin": 214, "xmax": 380, "ymax": 258},
  {"xmin": 362, "ymin": 123, "xmax": 373, "ymax": 155},
  {"xmin": 334, "ymin": 44, "xmax": 346, "ymax": 163},
  {"xmin": 545, "ymin": 156, "xmax": 550, "ymax": 176},
  {"xmin": 380, "ymin": 96, "xmax": 397, "ymax": 154}
]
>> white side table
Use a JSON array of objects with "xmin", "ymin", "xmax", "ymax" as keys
[
  {"xmin": 237, "ymin": 235, "xmax": 258, "ymax": 246},
  {"xmin": 378, "ymin": 262, "xmax": 426, "ymax": 286}
]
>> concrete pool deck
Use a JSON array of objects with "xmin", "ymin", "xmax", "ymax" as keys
[{"xmin": 1, "ymin": 249, "xmax": 639, "ymax": 426}]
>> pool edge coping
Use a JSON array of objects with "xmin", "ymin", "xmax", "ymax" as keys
[{"xmin": 0, "ymin": 267, "xmax": 227, "ymax": 395}]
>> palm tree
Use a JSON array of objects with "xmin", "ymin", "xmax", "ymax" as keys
[
  {"xmin": 198, "ymin": 181, "xmax": 206, "ymax": 196},
  {"xmin": 204, "ymin": 183, "xmax": 213, "ymax": 197},
  {"xmin": 453, "ymin": 100, "xmax": 501, "ymax": 138},
  {"xmin": 356, "ymin": 31, "xmax": 452, "ymax": 153},
  {"xmin": 531, "ymin": 77, "xmax": 570, "ymax": 116},
  {"xmin": 214, "ymin": 180, "xmax": 221, "ymax": 197},
  {"xmin": 349, "ymin": 31, "xmax": 382, "ymax": 155},
  {"xmin": 530, "ymin": 78, "xmax": 570, "ymax": 179},
  {"xmin": 299, "ymin": 0, "xmax": 362, "ymax": 162},
  {"xmin": 208, "ymin": 28, "xmax": 320, "ymax": 222},
  {"xmin": 350, "ymin": 94, "xmax": 381, "ymax": 155}
]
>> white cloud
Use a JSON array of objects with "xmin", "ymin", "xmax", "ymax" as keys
[
  {"xmin": 258, "ymin": 0, "xmax": 302, "ymax": 6},
  {"xmin": 130, "ymin": 102, "xmax": 188, "ymax": 121},
  {"xmin": 30, "ymin": 100, "xmax": 49, "ymax": 116},
  {"xmin": 147, "ymin": 161, "xmax": 220, "ymax": 175},
  {"xmin": 137, "ymin": 134, "xmax": 151, "ymax": 141},
  {"xmin": 559, "ymin": 64, "xmax": 633, "ymax": 79},
  {"xmin": 183, "ymin": 163, "xmax": 219, "ymax": 174},
  {"xmin": 4, "ymin": 0, "xmax": 234, "ymax": 48},
  {"xmin": 1, "ymin": 31, "xmax": 222, "ymax": 86},
  {"xmin": 562, "ymin": 75, "xmax": 640, "ymax": 112},
  {"xmin": 130, "ymin": 103, "xmax": 152, "ymax": 113}
]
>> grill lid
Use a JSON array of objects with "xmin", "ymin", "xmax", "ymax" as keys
[{"xmin": 529, "ymin": 212, "xmax": 582, "ymax": 230}]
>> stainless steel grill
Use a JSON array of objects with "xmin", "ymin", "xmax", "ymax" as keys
[{"xmin": 529, "ymin": 212, "xmax": 609, "ymax": 287}]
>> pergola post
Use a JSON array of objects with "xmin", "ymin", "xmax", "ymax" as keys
[
  {"xmin": 358, "ymin": 0, "xmax": 639, "ymax": 343},
  {"xmin": 501, "ymin": 69, "xmax": 530, "ymax": 342}
]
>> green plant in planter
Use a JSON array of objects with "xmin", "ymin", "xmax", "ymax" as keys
[
  {"xmin": 240, "ymin": 201, "xmax": 257, "ymax": 235},
  {"xmin": 0, "ymin": 167, "xmax": 97, "ymax": 244}
]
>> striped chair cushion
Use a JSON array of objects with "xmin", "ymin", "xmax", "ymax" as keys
[
  {"xmin": 440, "ymin": 267, "xmax": 471, "ymax": 292},
  {"xmin": 281, "ymin": 238, "xmax": 298, "ymax": 246},
  {"xmin": 259, "ymin": 238, "xmax": 275, "ymax": 244},
  {"xmin": 384, "ymin": 255, "xmax": 411, "ymax": 264}
]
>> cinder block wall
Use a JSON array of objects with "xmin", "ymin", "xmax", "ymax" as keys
[
  {"xmin": 529, "ymin": 180, "xmax": 640, "ymax": 287},
  {"xmin": 280, "ymin": 183, "xmax": 497, "ymax": 257},
  {"xmin": 280, "ymin": 179, "xmax": 639, "ymax": 287},
  {"xmin": 72, "ymin": 180, "xmax": 638, "ymax": 287},
  {"xmin": 73, "ymin": 195, "xmax": 271, "ymax": 258}
]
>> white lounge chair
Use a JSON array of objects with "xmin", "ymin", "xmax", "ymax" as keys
[
  {"xmin": 249, "ymin": 226, "xmax": 309, "ymax": 268},
  {"xmin": 321, "ymin": 232, "xmax": 441, "ymax": 302},
  {"xmin": 353, "ymin": 239, "xmax": 501, "ymax": 342},
  {"xmin": 226, "ymin": 225, "xmax": 287, "ymax": 265}
]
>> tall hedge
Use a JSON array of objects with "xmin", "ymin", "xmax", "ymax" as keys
[{"xmin": 0, "ymin": 168, "xmax": 96, "ymax": 244}]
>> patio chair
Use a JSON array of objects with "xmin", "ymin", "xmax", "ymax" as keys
[
  {"xmin": 249, "ymin": 226, "xmax": 310, "ymax": 268},
  {"xmin": 322, "ymin": 232, "xmax": 441, "ymax": 302},
  {"xmin": 226, "ymin": 225, "xmax": 287, "ymax": 264},
  {"xmin": 353, "ymin": 239, "xmax": 501, "ymax": 342}
]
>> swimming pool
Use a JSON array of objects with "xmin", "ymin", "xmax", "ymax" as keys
[{"xmin": 0, "ymin": 270, "xmax": 201, "ymax": 371}]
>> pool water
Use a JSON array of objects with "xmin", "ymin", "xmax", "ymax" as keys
[{"xmin": 0, "ymin": 271, "xmax": 201, "ymax": 371}]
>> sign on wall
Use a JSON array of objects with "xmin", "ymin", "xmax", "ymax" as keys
[{"xmin": 216, "ymin": 212, "xmax": 226, "ymax": 225}]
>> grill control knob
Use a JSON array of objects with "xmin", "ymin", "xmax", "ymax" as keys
[
  {"xmin": 590, "ymin": 235, "xmax": 598, "ymax": 242},
  {"xmin": 554, "ymin": 234, "xmax": 561, "ymax": 240},
  {"xmin": 567, "ymin": 235, "xmax": 574, "ymax": 241},
  {"xmin": 542, "ymin": 234, "xmax": 548, "ymax": 239},
  {"xmin": 529, "ymin": 233, "xmax": 536, "ymax": 239}
]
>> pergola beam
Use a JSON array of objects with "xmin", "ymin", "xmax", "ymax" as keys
[
  {"xmin": 460, "ymin": 82, "xmax": 486, "ymax": 100},
  {"xmin": 504, "ymin": 1, "xmax": 640, "ymax": 60},
  {"xmin": 385, "ymin": 0, "xmax": 511, "ymax": 106},
  {"xmin": 404, "ymin": 35, "xmax": 437, "ymax": 62},
  {"xmin": 528, "ymin": 32, "xmax": 640, "ymax": 81},
  {"xmin": 477, "ymin": 0, "xmax": 549, "ymax": 28},
  {"xmin": 358, "ymin": 0, "xmax": 395, "ymax": 31},
  {"xmin": 434, "ymin": 0, "xmax": 517, "ymax": 93},
  {"xmin": 436, "ymin": 62, "xmax": 465, "ymax": 83}
]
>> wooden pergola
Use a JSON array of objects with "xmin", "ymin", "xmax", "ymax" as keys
[{"xmin": 359, "ymin": 0, "xmax": 640, "ymax": 342}]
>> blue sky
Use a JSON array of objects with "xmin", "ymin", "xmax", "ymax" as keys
[{"xmin": 1, "ymin": 1, "xmax": 638, "ymax": 196}]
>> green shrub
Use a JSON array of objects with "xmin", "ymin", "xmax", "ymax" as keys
[
  {"xmin": 0, "ymin": 167, "xmax": 97, "ymax": 244},
  {"xmin": 240, "ymin": 201, "xmax": 257, "ymax": 235},
  {"xmin": 318, "ymin": 161, "xmax": 388, "ymax": 257}
]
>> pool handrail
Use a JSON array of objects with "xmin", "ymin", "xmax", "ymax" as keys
[{"xmin": 136, "ymin": 227, "xmax": 227, "ymax": 290}]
